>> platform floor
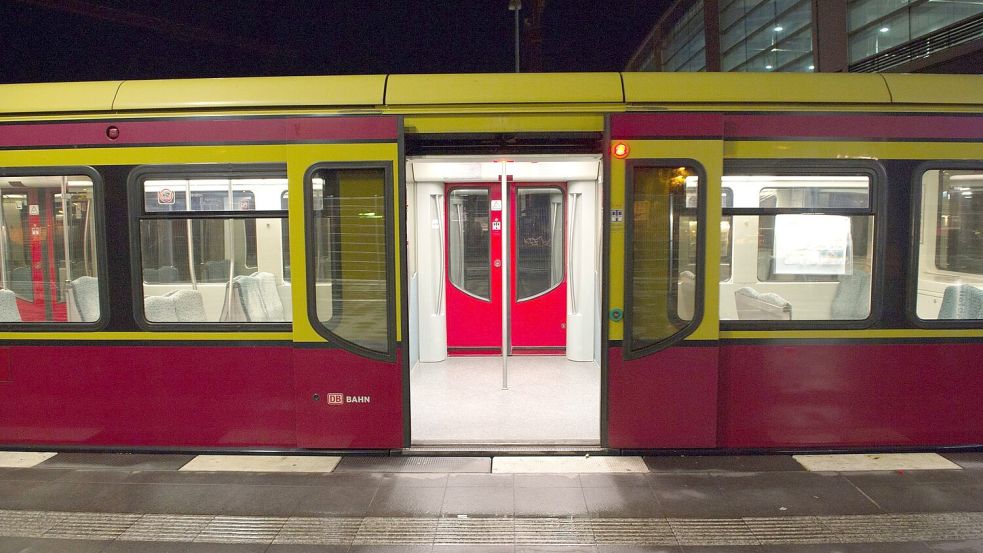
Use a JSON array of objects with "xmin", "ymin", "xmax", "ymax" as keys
[
  {"xmin": 410, "ymin": 356, "xmax": 600, "ymax": 445},
  {"xmin": 1, "ymin": 451, "xmax": 983, "ymax": 551}
]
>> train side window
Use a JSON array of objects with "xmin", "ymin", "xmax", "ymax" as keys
[
  {"xmin": 0, "ymin": 171, "xmax": 104, "ymax": 326},
  {"xmin": 625, "ymin": 163, "xmax": 704, "ymax": 357},
  {"xmin": 914, "ymin": 167, "xmax": 983, "ymax": 322},
  {"xmin": 720, "ymin": 171, "xmax": 876, "ymax": 323},
  {"xmin": 306, "ymin": 165, "xmax": 393, "ymax": 357},
  {"xmin": 132, "ymin": 168, "xmax": 290, "ymax": 326}
]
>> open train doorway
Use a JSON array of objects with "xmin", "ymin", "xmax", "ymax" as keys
[{"xmin": 406, "ymin": 155, "xmax": 603, "ymax": 445}]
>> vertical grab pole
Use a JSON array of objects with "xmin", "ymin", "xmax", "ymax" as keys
[
  {"xmin": 0, "ymin": 188, "xmax": 7, "ymax": 290},
  {"xmin": 185, "ymin": 180, "xmax": 198, "ymax": 291},
  {"xmin": 501, "ymin": 161, "xmax": 509, "ymax": 390},
  {"xmin": 60, "ymin": 177, "xmax": 72, "ymax": 300}
]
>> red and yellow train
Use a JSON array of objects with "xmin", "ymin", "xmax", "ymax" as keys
[{"xmin": 0, "ymin": 72, "xmax": 980, "ymax": 451}]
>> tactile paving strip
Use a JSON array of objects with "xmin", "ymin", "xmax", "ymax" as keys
[{"xmin": 2, "ymin": 509, "xmax": 983, "ymax": 546}]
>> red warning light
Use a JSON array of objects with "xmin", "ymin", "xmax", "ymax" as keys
[{"xmin": 612, "ymin": 142, "xmax": 630, "ymax": 159}]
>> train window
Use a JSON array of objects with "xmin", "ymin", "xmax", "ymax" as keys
[
  {"xmin": 0, "ymin": 172, "xmax": 103, "ymax": 325},
  {"xmin": 626, "ymin": 164, "xmax": 703, "ymax": 356},
  {"xmin": 133, "ymin": 168, "xmax": 290, "ymax": 326},
  {"xmin": 448, "ymin": 188, "xmax": 491, "ymax": 300},
  {"xmin": 721, "ymin": 173, "xmax": 875, "ymax": 322},
  {"xmin": 515, "ymin": 187, "xmax": 564, "ymax": 301},
  {"xmin": 915, "ymin": 168, "xmax": 983, "ymax": 322},
  {"xmin": 307, "ymin": 166, "xmax": 392, "ymax": 356}
]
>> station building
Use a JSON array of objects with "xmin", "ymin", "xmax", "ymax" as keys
[{"xmin": 626, "ymin": 0, "xmax": 983, "ymax": 73}]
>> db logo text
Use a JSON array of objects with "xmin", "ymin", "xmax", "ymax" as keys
[{"xmin": 326, "ymin": 393, "xmax": 371, "ymax": 405}]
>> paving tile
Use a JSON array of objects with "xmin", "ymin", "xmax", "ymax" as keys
[
  {"xmin": 713, "ymin": 474, "xmax": 881, "ymax": 516},
  {"xmin": 92, "ymin": 482, "xmax": 239, "ymax": 515},
  {"xmin": 433, "ymin": 545, "xmax": 516, "ymax": 553},
  {"xmin": 348, "ymin": 546, "xmax": 433, "ymax": 553},
  {"xmin": 941, "ymin": 453, "xmax": 983, "ymax": 471},
  {"xmin": 0, "ymin": 537, "xmax": 110, "ymax": 553},
  {"xmin": 515, "ymin": 546, "xmax": 598, "ymax": 553},
  {"xmin": 0, "ymin": 480, "xmax": 120, "ymax": 512},
  {"xmin": 858, "ymin": 483, "xmax": 983, "ymax": 513},
  {"xmin": 37, "ymin": 453, "xmax": 195, "ymax": 471},
  {"xmin": 101, "ymin": 541, "xmax": 194, "ymax": 552},
  {"xmin": 183, "ymin": 543, "xmax": 271, "ymax": 552},
  {"xmin": 583, "ymin": 486, "xmax": 664, "ymax": 517},
  {"xmin": 514, "ymin": 486, "xmax": 588, "ymax": 516},
  {"xmin": 514, "ymin": 474, "xmax": 582, "ymax": 488},
  {"xmin": 294, "ymin": 485, "xmax": 378, "ymax": 517},
  {"xmin": 597, "ymin": 547, "xmax": 680, "ymax": 553},
  {"xmin": 578, "ymin": 473, "xmax": 653, "ymax": 488},
  {"xmin": 265, "ymin": 546, "xmax": 351, "ymax": 553},
  {"xmin": 447, "ymin": 473, "xmax": 515, "ymax": 487},
  {"xmin": 757, "ymin": 543, "xmax": 933, "ymax": 552},
  {"xmin": 0, "ymin": 479, "xmax": 49, "ymax": 509},
  {"xmin": 377, "ymin": 473, "xmax": 449, "ymax": 488},
  {"xmin": 928, "ymin": 538, "xmax": 983, "ymax": 552},
  {"xmin": 648, "ymin": 476, "xmax": 739, "ymax": 518},
  {"xmin": 366, "ymin": 485, "xmax": 447, "ymax": 516},
  {"xmin": 441, "ymin": 485, "xmax": 514, "ymax": 516},
  {"xmin": 0, "ymin": 468, "xmax": 74, "ymax": 483},
  {"xmin": 217, "ymin": 485, "xmax": 315, "ymax": 516},
  {"xmin": 645, "ymin": 455, "xmax": 803, "ymax": 473}
]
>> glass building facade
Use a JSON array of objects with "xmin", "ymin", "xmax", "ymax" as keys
[{"xmin": 626, "ymin": 0, "xmax": 983, "ymax": 73}]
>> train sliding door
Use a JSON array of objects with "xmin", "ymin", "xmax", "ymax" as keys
[
  {"xmin": 445, "ymin": 182, "xmax": 566, "ymax": 354},
  {"xmin": 606, "ymin": 113, "xmax": 723, "ymax": 448},
  {"xmin": 292, "ymin": 115, "xmax": 406, "ymax": 449}
]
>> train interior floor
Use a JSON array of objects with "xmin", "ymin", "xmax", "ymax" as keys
[
  {"xmin": 409, "ymin": 356, "xmax": 601, "ymax": 445},
  {"xmin": 1, "ymin": 452, "xmax": 983, "ymax": 552}
]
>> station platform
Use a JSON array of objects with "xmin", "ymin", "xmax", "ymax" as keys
[{"xmin": 1, "ymin": 450, "xmax": 982, "ymax": 552}]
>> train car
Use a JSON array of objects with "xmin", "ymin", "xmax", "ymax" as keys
[{"xmin": 0, "ymin": 73, "xmax": 981, "ymax": 451}]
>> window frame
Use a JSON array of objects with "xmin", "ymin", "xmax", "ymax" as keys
[
  {"xmin": 909, "ymin": 160, "xmax": 983, "ymax": 329},
  {"xmin": 0, "ymin": 166, "xmax": 109, "ymax": 331},
  {"xmin": 127, "ymin": 163, "xmax": 290, "ymax": 332},
  {"xmin": 623, "ymin": 159, "xmax": 707, "ymax": 360},
  {"xmin": 303, "ymin": 161, "xmax": 396, "ymax": 362},
  {"xmin": 720, "ymin": 160, "xmax": 886, "ymax": 330}
]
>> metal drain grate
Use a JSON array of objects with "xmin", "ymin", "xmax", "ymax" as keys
[{"xmin": 3, "ymin": 509, "xmax": 983, "ymax": 547}]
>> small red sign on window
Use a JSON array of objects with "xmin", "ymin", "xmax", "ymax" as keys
[{"xmin": 157, "ymin": 189, "xmax": 175, "ymax": 205}]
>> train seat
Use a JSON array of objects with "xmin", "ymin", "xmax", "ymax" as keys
[
  {"xmin": 144, "ymin": 295, "xmax": 179, "ymax": 322},
  {"xmin": 677, "ymin": 270, "xmax": 696, "ymax": 321},
  {"xmin": 831, "ymin": 270, "xmax": 871, "ymax": 319},
  {"xmin": 168, "ymin": 290, "xmax": 207, "ymax": 322},
  {"xmin": 939, "ymin": 284, "xmax": 983, "ymax": 319},
  {"xmin": 735, "ymin": 287, "xmax": 792, "ymax": 320},
  {"xmin": 68, "ymin": 276, "xmax": 100, "ymax": 322},
  {"xmin": 157, "ymin": 265, "xmax": 180, "ymax": 283},
  {"xmin": 0, "ymin": 289, "xmax": 22, "ymax": 322},
  {"xmin": 253, "ymin": 272, "xmax": 285, "ymax": 321}
]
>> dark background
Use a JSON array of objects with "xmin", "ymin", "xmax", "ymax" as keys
[{"xmin": 1, "ymin": 1, "xmax": 672, "ymax": 83}]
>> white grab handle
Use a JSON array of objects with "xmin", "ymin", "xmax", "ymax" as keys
[
  {"xmin": 430, "ymin": 194, "xmax": 445, "ymax": 316},
  {"xmin": 568, "ymin": 192, "xmax": 581, "ymax": 315}
]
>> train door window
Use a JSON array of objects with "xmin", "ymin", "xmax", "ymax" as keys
[
  {"xmin": 721, "ymin": 169, "xmax": 877, "ymax": 323},
  {"xmin": 914, "ymin": 167, "xmax": 983, "ymax": 322},
  {"xmin": 0, "ymin": 171, "xmax": 104, "ymax": 326},
  {"xmin": 515, "ymin": 187, "xmax": 564, "ymax": 300},
  {"xmin": 306, "ymin": 165, "xmax": 393, "ymax": 357},
  {"xmin": 132, "ymin": 166, "xmax": 289, "ymax": 326},
  {"xmin": 448, "ymin": 188, "xmax": 491, "ymax": 300},
  {"xmin": 281, "ymin": 191, "xmax": 290, "ymax": 282},
  {"xmin": 625, "ymin": 163, "xmax": 704, "ymax": 356}
]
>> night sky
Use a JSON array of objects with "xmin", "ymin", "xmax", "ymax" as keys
[{"xmin": 2, "ymin": 1, "xmax": 672, "ymax": 83}]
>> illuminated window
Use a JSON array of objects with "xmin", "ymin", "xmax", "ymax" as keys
[
  {"xmin": 719, "ymin": 0, "xmax": 815, "ymax": 72},
  {"xmin": 0, "ymin": 171, "xmax": 102, "ymax": 325},
  {"xmin": 720, "ymin": 173, "xmax": 875, "ymax": 322},
  {"xmin": 915, "ymin": 168, "xmax": 983, "ymax": 322},
  {"xmin": 134, "ymin": 167, "xmax": 290, "ymax": 325}
]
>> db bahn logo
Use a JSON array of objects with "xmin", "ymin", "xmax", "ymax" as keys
[{"xmin": 325, "ymin": 393, "xmax": 371, "ymax": 405}]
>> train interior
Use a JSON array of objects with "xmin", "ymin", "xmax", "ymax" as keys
[
  {"xmin": 405, "ymin": 155, "xmax": 603, "ymax": 445},
  {"xmin": 139, "ymin": 176, "xmax": 291, "ymax": 325},
  {"xmin": 0, "ymin": 175, "xmax": 101, "ymax": 324}
]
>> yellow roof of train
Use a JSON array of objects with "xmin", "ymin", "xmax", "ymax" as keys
[{"xmin": 0, "ymin": 72, "xmax": 980, "ymax": 115}]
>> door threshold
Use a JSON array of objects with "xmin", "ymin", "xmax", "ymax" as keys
[{"xmin": 403, "ymin": 442, "xmax": 608, "ymax": 455}]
